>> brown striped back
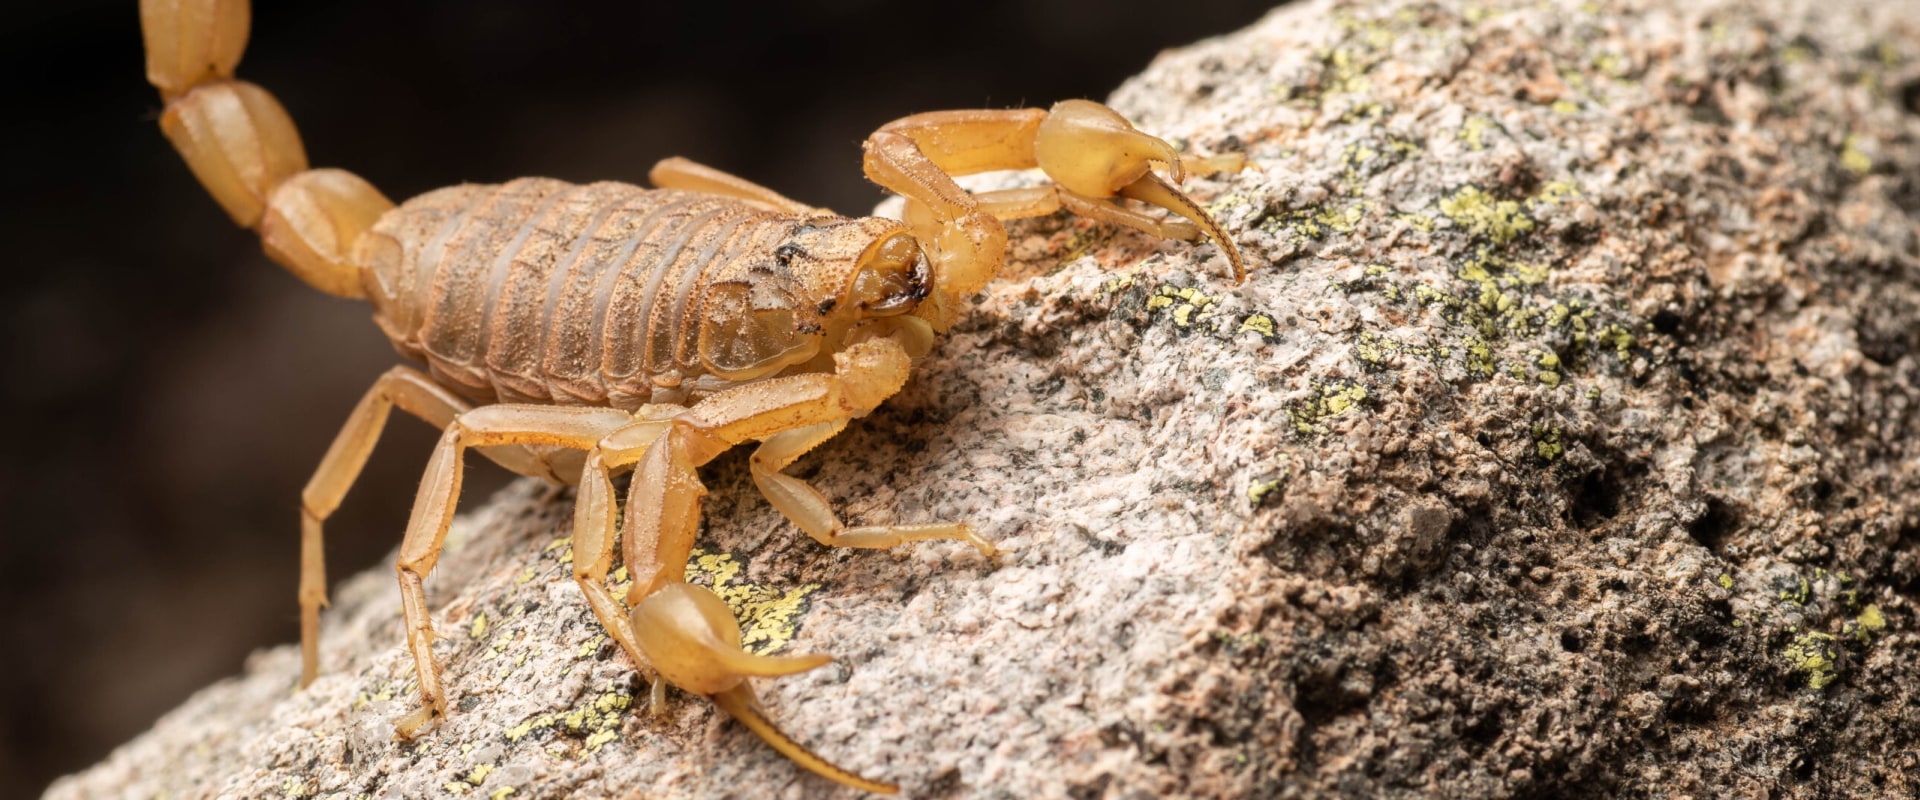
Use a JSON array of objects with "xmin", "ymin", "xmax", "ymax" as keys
[{"xmin": 359, "ymin": 178, "xmax": 811, "ymax": 409}]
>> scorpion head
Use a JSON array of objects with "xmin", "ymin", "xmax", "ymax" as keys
[{"xmin": 697, "ymin": 217, "xmax": 933, "ymax": 380}]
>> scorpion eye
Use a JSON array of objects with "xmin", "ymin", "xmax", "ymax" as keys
[{"xmin": 848, "ymin": 231, "xmax": 927, "ymax": 317}]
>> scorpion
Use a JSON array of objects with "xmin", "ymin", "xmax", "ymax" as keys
[{"xmin": 141, "ymin": 0, "xmax": 1247, "ymax": 792}]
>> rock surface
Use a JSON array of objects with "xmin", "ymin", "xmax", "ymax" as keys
[{"xmin": 50, "ymin": 0, "xmax": 1920, "ymax": 797}]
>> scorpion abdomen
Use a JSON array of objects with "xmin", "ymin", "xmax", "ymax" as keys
[{"xmin": 360, "ymin": 178, "xmax": 808, "ymax": 409}]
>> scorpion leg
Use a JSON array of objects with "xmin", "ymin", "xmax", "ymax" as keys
[
  {"xmin": 391, "ymin": 404, "xmax": 633, "ymax": 735},
  {"xmin": 566, "ymin": 406, "xmax": 684, "ymax": 686},
  {"xmin": 624, "ymin": 334, "xmax": 991, "ymax": 604},
  {"xmin": 609, "ymin": 335, "xmax": 971, "ymax": 793},
  {"xmin": 751, "ymin": 421, "xmax": 993, "ymax": 554},
  {"xmin": 648, "ymin": 157, "xmax": 817, "ymax": 215},
  {"xmin": 300, "ymin": 366, "xmax": 581, "ymax": 687}
]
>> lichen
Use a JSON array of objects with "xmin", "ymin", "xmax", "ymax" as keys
[
  {"xmin": 465, "ymin": 765, "xmax": 493, "ymax": 786},
  {"xmin": 685, "ymin": 548, "xmax": 820, "ymax": 655},
  {"xmin": 1782, "ymin": 632, "xmax": 1840, "ymax": 689},
  {"xmin": 1288, "ymin": 381, "xmax": 1371, "ymax": 434},
  {"xmin": 1144, "ymin": 285, "xmax": 1220, "ymax": 329},
  {"xmin": 1840, "ymin": 134, "xmax": 1872, "ymax": 175},
  {"xmin": 1247, "ymin": 474, "xmax": 1285, "ymax": 506},
  {"xmin": 1850, "ymin": 604, "xmax": 1887, "ymax": 643},
  {"xmin": 1532, "ymin": 425, "xmax": 1564, "ymax": 461},
  {"xmin": 1437, "ymin": 186, "xmax": 1536, "ymax": 246}
]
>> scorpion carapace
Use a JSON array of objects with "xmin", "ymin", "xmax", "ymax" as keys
[{"xmin": 141, "ymin": 0, "xmax": 1247, "ymax": 792}]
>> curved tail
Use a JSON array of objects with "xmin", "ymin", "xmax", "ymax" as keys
[
  {"xmin": 713, "ymin": 684, "xmax": 901, "ymax": 794},
  {"xmin": 140, "ymin": 0, "xmax": 391, "ymax": 299}
]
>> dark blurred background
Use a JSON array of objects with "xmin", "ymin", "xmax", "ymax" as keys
[{"xmin": 2, "ymin": 1, "xmax": 1280, "ymax": 794}]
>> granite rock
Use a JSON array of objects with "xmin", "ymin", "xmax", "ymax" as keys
[{"xmin": 50, "ymin": 0, "xmax": 1920, "ymax": 797}]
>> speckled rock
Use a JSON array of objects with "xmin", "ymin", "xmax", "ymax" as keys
[{"xmin": 49, "ymin": 0, "xmax": 1920, "ymax": 797}]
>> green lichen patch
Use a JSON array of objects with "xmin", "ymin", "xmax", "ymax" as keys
[
  {"xmin": 1846, "ymin": 604, "xmax": 1887, "ymax": 644},
  {"xmin": 502, "ymin": 687, "xmax": 634, "ymax": 754},
  {"xmin": 1341, "ymin": 136, "xmax": 1422, "ymax": 184},
  {"xmin": 1107, "ymin": 276, "xmax": 1289, "ymax": 344},
  {"xmin": 1460, "ymin": 115, "xmax": 1496, "ymax": 150},
  {"xmin": 1247, "ymin": 472, "xmax": 1287, "ymax": 507},
  {"xmin": 1288, "ymin": 380, "xmax": 1372, "ymax": 435},
  {"xmin": 1782, "ymin": 632, "xmax": 1840, "ymax": 689},
  {"xmin": 1261, "ymin": 199, "xmax": 1375, "ymax": 245},
  {"xmin": 1352, "ymin": 328, "xmax": 1447, "ymax": 370},
  {"xmin": 1147, "ymin": 285, "xmax": 1222, "ymax": 331},
  {"xmin": 1777, "ymin": 575, "xmax": 1813, "ymax": 606},
  {"xmin": 1532, "ymin": 424, "xmax": 1564, "ymax": 462},
  {"xmin": 685, "ymin": 548, "xmax": 820, "ymax": 655},
  {"xmin": 1437, "ymin": 186, "xmax": 1536, "ymax": 246},
  {"xmin": 1238, "ymin": 312, "xmax": 1279, "ymax": 339},
  {"xmin": 1839, "ymin": 134, "xmax": 1873, "ymax": 175},
  {"xmin": 1334, "ymin": 257, "xmax": 1627, "ymax": 388}
]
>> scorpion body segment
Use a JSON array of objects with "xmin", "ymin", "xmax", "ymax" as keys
[
  {"xmin": 140, "ymin": 0, "xmax": 1247, "ymax": 792},
  {"xmin": 360, "ymin": 179, "xmax": 917, "ymax": 408}
]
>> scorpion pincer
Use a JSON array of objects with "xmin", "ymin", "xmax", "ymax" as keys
[{"xmin": 141, "ymin": 0, "xmax": 1246, "ymax": 791}]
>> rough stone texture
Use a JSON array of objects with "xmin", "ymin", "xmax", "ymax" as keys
[{"xmin": 49, "ymin": 0, "xmax": 1920, "ymax": 797}]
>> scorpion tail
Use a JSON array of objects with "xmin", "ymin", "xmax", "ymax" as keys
[
  {"xmin": 1117, "ymin": 171, "xmax": 1247, "ymax": 283},
  {"xmin": 140, "ymin": 0, "xmax": 392, "ymax": 300},
  {"xmin": 713, "ymin": 684, "xmax": 901, "ymax": 795},
  {"xmin": 632, "ymin": 584, "xmax": 896, "ymax": 791}
]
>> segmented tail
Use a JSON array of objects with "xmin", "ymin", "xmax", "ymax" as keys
[
  {"xmin": 140, "ymin": 0, "xmax": 392, "ymax": 299},
  {"xmin": 712, "ymin": 684, "xmax": 901, "ymax": 794}
]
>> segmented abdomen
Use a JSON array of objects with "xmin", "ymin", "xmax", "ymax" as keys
[{"xmin": 360, "ymin": 178, "xmax": 800, "ymax": 408}]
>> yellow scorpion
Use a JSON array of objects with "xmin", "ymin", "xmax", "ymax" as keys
[{"xmin": 142, "ymin": 0, "xmax": 1246, "ymax": 791}]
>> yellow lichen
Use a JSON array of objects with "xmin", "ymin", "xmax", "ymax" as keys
[
  {"xmin": 1854, "ymin": 604, "xmax": 1887, "ymax": 643},
  {"xmin": 1314, "ymin": 202, "xmax": 1368, "ymax": 233},
  {"xmin": 466, "ymin": 765, "xmax": 494, "ymax": 786},
  {"xmin": 1460, "ymin": 116, "xmax": 1493, "ymax": 150},
  {"xmin": 1438, "ymin": 186, "xmax": 1535, "ymax": 246},
  {"xmin": 1783, "ymin": 632, "xmax": 1840, "ymax": 689},
  {"xmin": 1465, "ymin": 337, "xmax": 1496, "ymax": 376},
  {"xmin": 1149, "ymin": 285, "xmax": 1219, "ymax": 330},
  {"xmin": 1288, "ymin": 381, "xmax": 1370, "ymax": 434},
  {"xmin": 1396, "ymin": 212, "xmax": 1438, "ymax": 232},
  {"xmin": 1536, "ymin": 180, "xmax": 1581, "ymax": 206},
  {"xmin": 505, "ymin": 713, "xmax": 557, "ymax": 742},
  {"xmin": 1535, "ymin": 351, "xmax": 1563, "ymax": 386},
  {"xmin": 1532, "ymin": 425, "xmax": 1563, "ymax": 461},
  {"xmin": 686, "ymin": 548, "xmax": 820, "ymax": 655},
  {"xmin": 1247, "ymin": 476, "xmax": 1284, "ymax": 505},
  {"xmin": 1598, "ymin": 325, "xmax": 1635, "ymax": 360},
  {"xmin": 1779, "ymin": 576, "xmax": 1812, "ymax": 605},
  {"xmin": 1840, "ymin": 135, "xmax": 1872, "ymax": 176},
  {"xmin": 1239, "ymin": 313, "xmax": 1277, "ymax": 337},
  {"xmin": 1592, "ymin": 52, "xmax": 1627, "ymax": 77}
]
